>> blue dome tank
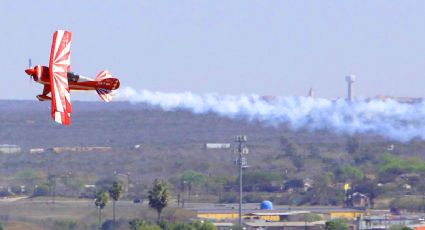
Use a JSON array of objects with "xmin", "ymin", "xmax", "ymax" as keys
[{"xmin": 260, "ymin": 200, "xmax": 273, "ymax": 210}]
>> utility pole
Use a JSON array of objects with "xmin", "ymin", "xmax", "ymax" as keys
[{"xmin": 234, "ymin": 135, "xmax": 249, "ymax": 227}]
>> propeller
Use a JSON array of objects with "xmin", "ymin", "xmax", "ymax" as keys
[{"xmin": 26, "ymin": 58, "xmax": 34, "ymax": 84}]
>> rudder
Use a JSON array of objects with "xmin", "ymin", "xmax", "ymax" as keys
[{"xmin": 95, "ymin": 70, "xmax": 119, "ymax": 102}]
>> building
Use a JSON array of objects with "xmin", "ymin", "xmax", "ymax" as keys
[
  {"xmin": 0, "ymin": 144, "xmax": 21, "ymax": 154},
  {"xmin": 205, "ymin": 143, "xmax": 231, "ymax": 149},
  {"xmin": 29, "ymin": 148, "xmax": 45, "ymax": 154},
  {"xmin": 244, "ymin": 220, "xmax": 325, "ymax": 230},
  {"xmin": 352, "ymin": 192, "xmax": 370, "ymax": 208},
  {"xmin": 50, "ymin": 146, "xmax": 112, "ymax": 153}
]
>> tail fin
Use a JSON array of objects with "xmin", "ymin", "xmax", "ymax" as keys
[{"xmin": 95, "ymin": 70, "xmax": 119, "ymax": 102}]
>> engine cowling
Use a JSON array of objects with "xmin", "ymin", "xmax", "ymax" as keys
[{"xmin": 25, "ymin": 65, "xmax": 49, "ymax": 83}]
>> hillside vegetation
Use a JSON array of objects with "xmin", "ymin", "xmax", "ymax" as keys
[{"xmin": 1, "ymin": 100, "xmax": 425, "ymax": 208}]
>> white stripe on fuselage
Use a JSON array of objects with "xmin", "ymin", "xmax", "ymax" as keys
[
  {"xmin": 76, "ymin": 75, "xmax": 93, "ymax": 82},
  {"xmin": 69, "ymin": 84, "xmax": 96, "ymax": 90}
]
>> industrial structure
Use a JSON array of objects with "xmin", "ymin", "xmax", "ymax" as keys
[
  {"xmin": 308, "ymin": 87, "xmax": 314, "ymax": 97},
  {"xmin": 345, "ymin": 74, "xmax": 356, "ymax": 102}
]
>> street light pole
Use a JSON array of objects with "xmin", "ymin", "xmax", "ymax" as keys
[
  {"xmin": 234, "ymin": 135, "xmax": 248, "ymax": 227},
  {"xmin": 239, "ymin": 147, "xmax": 242, "ymax": 226}
]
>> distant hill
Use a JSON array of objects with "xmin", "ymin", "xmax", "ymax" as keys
[
  {"xmin": 0, "ymin": 100, "xmax": 348, "ymax": 149},
  {"xmin": 2, "ymin": 100, "xmax": 425, "ymax": 207}
]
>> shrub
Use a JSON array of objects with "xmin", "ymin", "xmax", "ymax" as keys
[
  {"xmin": 32, "ymin": 184, "xmax": 49, "ymax": 197},
  {"xmin": 243, "ymin": 193, "xmax": 264, "ymax": 203},
  {"xmin": 218, "ymin": 192, "xmax": 237, "ymax": 203},
  {"xmin": 53, "ymin": 220, "xmax": 79, "ymax": 230},
  {"xmin": 325, "ymin": 219, "xmax": 349, "ymax": 230},
  {"xmin": 390, "ymin": 197, "xmax": 425, "ymax": 212}
]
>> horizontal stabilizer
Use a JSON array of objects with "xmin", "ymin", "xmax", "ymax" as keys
[{"xmin": 95, "ymin": 70, "xmax": 119, "ymax": 102}]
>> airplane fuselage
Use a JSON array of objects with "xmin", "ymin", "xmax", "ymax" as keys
[{"xmin": 28, "ymin": 65, "xmax": 119, "ymax": 91}]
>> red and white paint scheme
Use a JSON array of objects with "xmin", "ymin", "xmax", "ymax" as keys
[{"xmin": 25, "ymin": 30, "xmax": 120, "ymax": 125}]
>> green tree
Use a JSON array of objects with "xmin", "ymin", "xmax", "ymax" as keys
[
  {"xmin": 325, "ymin": 219, "xmax": 349, "ymax": 230},
  {"xmin": 53, "ymin": 220, "xmax": 79, "ymax": 230},
  {"xmin": 355, "ymin": 180, "xmax": 383, "ymax": 208},
  {"xmin": 108, "ymin": 181, "xmax": 123, "ymax": 226},
  {"xmin": 148, "ymin": 179, "xmax": 170, "ymax": 222},
  {"xmin": 95, "ymin": 190, "xmax": 109, "ymax": 229},
  {"xmin": 280, "ymin": 135, "xmax": 303, "ymax": 170},
  {"xmin": 388, "ymin": 225, "xmax": 413, "ymax": 230},
  {"xmin": 280, "ymin": 135, "xmax": 299, "ymax": 157},
  {"xmin": 303, "ymin": 213, "xmax": 323, "ymax": 222},
  {"xmin": 306, "ymin": 172, "xmax": 341, "ymax": 205},
  {"xmin": 62, "ymin": 176, "xmax": 84, "ymax": 196},
  {"xmin": 180, "ymin": 171, "xmax": 206, "ymax": 201},
  {"xmin": 338, "ymin": 166, "xmax": 364, "ymax": 182},
  {"xmin": 129, "ymin": 219, "xmax": 145, "ymax": 230},
  {"xmin": 16, "ymin": 170, "xmax": 45, "ymax": 192},
  {"xmin": 346, "ymin": 137, "xmax": 360, "ymax": 154},
  {"xmin": 32, "ymin": 183, "xmax": 49, "ymax": 197},
  {"xmin": 390, "ymin": 197, "xmax": 425, "ymax": 212},
  {"xmin": 199, "ymin": 221, "xmax": 217, "ymax": 230},
  {"xmin": 242, "ymin": 171, "xmax": 281, "ymax": 192},
  {"xmin": 129, "ymin": 220, "xmax": 161, "ymax": 230}
]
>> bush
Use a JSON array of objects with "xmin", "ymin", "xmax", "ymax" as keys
[
  {"xmin": 304, "ymin": 213, "xmax": 323, "ymax": 222},
  {"xmin": 199, "ymin": 222, "xmax": 216, "ymax": 230},
  {"xmin": 242, "ymin": 171, "xmax": 282, "ymax": 192},
  {"xmin": 159, "ymin": 221, "xmax": 216, "ymax": 230},
  {"xmin": 129, "ymin": 219, "xmax": 161, "ymax": 230},
  {"xmin": 129, "ymin": 219, "xmax": 145, "ymax": 230},
  {"xmin": 218, "ymin": 192, "xmax": 237, "ymax": 203},
  {"xmin": 337, "ymin": 166, "xmax": 364, "ymax": 182},
  {"xmin": 32, "ymin": 184, "xmax": 49, "ymax": 197},
  {"xmin": 243, "ymin": 193, "xmax": 264, "ymax": 203},
  {"xmin": 325, "ymin": 219, "xmax": 349, "ymax": 230},
  {"xmin": 102, "ymin": 220, "xmax": 116, "ymax": 230},
  {"xmin": 390, "ymin": 197, "xmax": 425, "ymax": 212},
  {"xmin": 284, "ymin": 179, "xmax": 304, "ymax": 190},
  {"xmin": 53, "ymin": 220, "xmax": 79, "ymax": 230},
  {"xmin": 388, "ymin": 225, "xmax": 413, "ymax": 230},
  {"xmin": 379, "ymin": 154, "xmax": 425, "ymax": 175},
  {"xmin": 0, "ymin": 189, "xmax": 13, "ymax": 197}
]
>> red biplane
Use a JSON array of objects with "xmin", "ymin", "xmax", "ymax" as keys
[{"xmin": 25, "ymin": 30, "xmax": 120, "ymax": 125}]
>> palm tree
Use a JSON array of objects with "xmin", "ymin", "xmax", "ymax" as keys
[
  {"xmin": 95, "ymin": 190, "xmax": 109, "ymax": 229},
  {"xmin": 148, "ymin": 179, "xmax": 170, "ymax": 222},
  {"xmin": 109, "ymin": 181, "xmax": 123, "ymax": 227}
]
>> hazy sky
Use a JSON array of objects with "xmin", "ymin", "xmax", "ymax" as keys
[{"xmin": 2, "ymin": 1, "xmax": 425, "ymax": 100}]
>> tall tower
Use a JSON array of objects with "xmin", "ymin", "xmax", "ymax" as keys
[
  {"xmin": 308, "ymin": 87, "xmax": 314, "ymax": 97},
  {"xmin": 345, "ymin": 75, "xmax": 356, "ymax": 102}
]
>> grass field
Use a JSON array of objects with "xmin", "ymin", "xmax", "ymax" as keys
[{"xmin": 0, "ymin": 196, "xmax": 162, "ymax": 229}]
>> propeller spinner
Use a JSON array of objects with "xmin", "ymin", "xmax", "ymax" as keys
[{"xmin": 25, "ymin": 58, "xmax": 37, "ymax": 81}]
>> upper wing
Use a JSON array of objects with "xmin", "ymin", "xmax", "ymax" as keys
[{"xmin": 49, "ymin": 30, "xmax": 72, "ymax": 125}]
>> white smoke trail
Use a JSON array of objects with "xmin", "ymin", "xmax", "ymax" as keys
[{"xmin": 117, "ymin": 87, "xmax": 425, "ymax": 142}]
